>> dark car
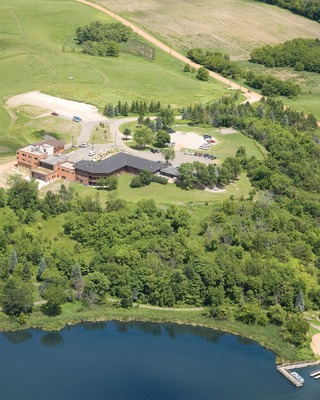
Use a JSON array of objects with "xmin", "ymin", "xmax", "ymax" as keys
[
  {"xmin": 203, "ymin": 134, "xmax": 212, "ymax": 140},
  {"xmin": 166, "ymin": 128, "xmax": 176, "ymax": 134},
  {"xmin": 51, "ymin": 112, "xmax": 59, "ymax": 116}
]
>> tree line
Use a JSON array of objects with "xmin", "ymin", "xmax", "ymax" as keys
[
  {"xmin": 104, "ymin": 99, "xmax": 162, "ymax": 118},
  {"xmin": 187, "ymin": 48, "xmax": 301, "ymax": 97},
  {"xmin": 250, "ymin": 38, "xmax": 320, "ymax": 73},
  {"xmin": 254, "ymin": 0, "xmax": 320, "ymax": 22},
  {"xmin": 75, "ymin": 21, "xmax": 132, "ymax": 57}
]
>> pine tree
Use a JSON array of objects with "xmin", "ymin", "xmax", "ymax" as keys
[
  {"xmin": 149, "ymin": 101, "xmax": 155, "ymax": 113},
  {"xmin": 183, "ymin": 63, "xmax": 190, "ymax": 72},
  {"xmin": 10, "ymin": 249, "xmax": 18, "ymax": 273},
  {"xmin": 71, "ymin": 264, "xmax": 83, "ymax": 299},
  {"xmin": 105, "ymin": 103, "xmax": 114, "ymax": 118},
  {"xmin": 155, "ymin": 118, "xmax": 163, "ymax": 131},
  {"xmin": 182, "ymin": 108, "xmax": 188, "ymax": 120},
  {"xmin": 37, "ymin": 257, "xmax": 47, "ymax": 281},
  {"xmin": 257, "ymin": 105, "xmax": 264, "ymax": 119},
  {"xmin": 22, "ymin": 263, "xmax": 32, "ymax": 282},
  {"xmin": 114, "ymin": 105, "xmax": 119, "ymax": 116},
  {"xmin": 122, "ymin": 101, "xmax": 129, "ymax": 116},
  {"xmin": 295, "ymin": 290, "xmax": 305, "ymax": 312}
]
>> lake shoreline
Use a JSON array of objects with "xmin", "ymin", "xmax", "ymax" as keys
[{"xmin": 0, "ymin": 302, "xmax": 317, "ymax": 364}]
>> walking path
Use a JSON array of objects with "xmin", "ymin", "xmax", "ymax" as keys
[{"xmin": 76, "ymin": 0, "xmax": 262, "ymax": 104}]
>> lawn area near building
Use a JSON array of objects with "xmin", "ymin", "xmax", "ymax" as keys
[{"xmin": 40, "ymin": 172, "xmax": 253, "ymax": 204}]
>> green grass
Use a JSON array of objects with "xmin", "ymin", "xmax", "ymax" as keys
[
  {"xmin": 174, "ymin": 124, "xmax": 266, "ymax": 161},
  {"xmin": 89, "ymin": 123, "xmax": 112, "ymax": 145},
  {"xmin": 238, "ymin": 61, "xmax": 320, "ymax": 119},
  {"xmin": 41, "ymin": 172, "xmax": 253, "ymax": 204},
  {"xmin": 0, "ymin": 0, "xmax": 228, "ymax": 155}
]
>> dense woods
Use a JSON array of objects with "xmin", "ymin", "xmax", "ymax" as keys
[
  {"xmin": 187, "ymin": 48, "xmax": 301, "ymax": 97},
  {"xmin": 255, "ymin": 0, "xmax": 320, "ymax": 22},
  {"xmin": 250, "ymin": 38, "xmax": 320, "ymax": 72},
  {"xmin": 75, "ymin": 21, "xmax": 132, "ymax": 57}
]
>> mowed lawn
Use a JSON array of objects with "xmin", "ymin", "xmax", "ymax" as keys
[
  {"xmin": 41, "ymin": 171, "xmax": 253, "ymax": 205},
  {"xmin": 172, "ymin": 124, "xmax": 266, "ymax": 162},
  {"xmin": 0, "ymin": 0, "xmax": 228, "ymax": 155}
]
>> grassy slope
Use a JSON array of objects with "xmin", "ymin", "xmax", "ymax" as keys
[
  {"xmin": 96, "ymin": 0, "xmax": 320, "ymax": 119},
  {"xmin": 0, "ymin": 0, "xmax": 228, "ymax": 155}
]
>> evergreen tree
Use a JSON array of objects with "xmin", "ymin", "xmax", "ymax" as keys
[
  {"xmin": 71, "ymin": 264, "xmax": 83, "ymax": 299},
  {"xmin": 155, "ymin": 117, "xmax": 163, "ymax": 131},
  {"xmin": 183, "ymin": 63, "xmax": 190, "ymax": 72},
  {"xmin": 10, "ymin": 249, "xmax": 18, "ymax": 273},
  {"xmin": 182, "ymin": 108, "xmax": 188, "ymax": 120},
  {"xmin": 121, "ymin": 101, "xmax": 129, "ymax": 116},
  {"xmin": 105, "ymin": 103, "xmax": 114, "ymax": 118},
  {"xmin": 257, "ymin": 105, "xmax": 264, "ymax": 119},
  {"xmin": 149, "ymin": 101, "xmax": 155, "ymax": 113},
  {"xmin": 295, "ymin": 290, "xmax": 305, "ymax": 312},
  {"xmin": 22, "ymin": 263, "xmax": 32, "ymax": 282},
  {"xmin": 114, "ymin": 105, "xmax": 119, "ymax": 116},
  {"xmin": 37, "ymin": 257, "xmax": 47, "ymax": 281}
]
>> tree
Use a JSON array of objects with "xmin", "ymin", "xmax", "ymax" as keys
[
  {"xmin": 42, "ymin": 284, "xmax": 67, "ymax": 316},
  {"xmin": 196, "ymin": 67, "xmax": 209, "ymax": 81},
  {"xmin": 155, "ymin": 130, "xmax": 170, "ymax": 147},
  {"xmin": 157, "ymin": 107, "xmax": 175, "ymax": 128},
  {"xmin": 10, "ymin": 249, "xmax": 18, "ymax": 273},
  {"xmin": 83, "ymin": 272, "xmax": 110, "ymax": 306},
  {"xmin": 295, "ymin": 290, "xmax": 305, "ymax": 312},
  {"xmin": 123, "ymin": 128, "xmax": 131, "ymax": 140},
  {"xmin": 7, "ymin": 175, "xmax": 38, "ymax": 213},
  {"xmin": 181, "ymin": 108, "xmax": 188, "ymax": 120},
  {"xmin": 237, "ymin": 303, "xmax": 268, "ymax": 326},
  {"xmin": 104, "ymin": 103, "xmax": 114, "ymax": 118},
  {"xmin": 282, "ymin": 314, "xmax": 309, "ymax": 347},
  {"xmin": 70, "ymin": 264, "xmax": 83, "ymax": 300},
  {"xmin": 183, "ymin": 63, "xmax": 190, "ymax": 72},
  {"xmin": 37, "ymin": 257, "xmax": 47, "ymax": 281},
  {"xmin": 1, "ymin": 278, "xmax": 33, "ymax": 316},
  {"xmin": 133, "ymin": 126, "xmax": 154, "ymax": 148},
  {"xmin": 162, "ymin": 148, "xmax": 176, "ymax": 165}
]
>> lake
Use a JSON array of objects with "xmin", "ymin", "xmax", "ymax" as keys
[{"xmin": 0, "ymin": 321, "xmax": 318, "ymax": 399}]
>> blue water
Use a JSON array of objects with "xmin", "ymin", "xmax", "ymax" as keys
[{"xmin": 0, "ymin": 321, "xmax": 318, "ymax": 400}]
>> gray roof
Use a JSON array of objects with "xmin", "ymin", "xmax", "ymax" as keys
[
  {"xmin": 160, "ymin": 166, "xmax": 180, "ymax": 177},
  {"xmin": 75, "ymin": 152, "xmax": 163, "ymax": 174},
  {"xmin": 40, "ymin": 155, "xmax": 68, "ymax": 166}
]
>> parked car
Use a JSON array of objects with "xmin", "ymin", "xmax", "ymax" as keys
[
  {"xmin": 184, "ymin": 150, "xmax": 189, "ymax": 155},
  {"xmin": 73, "ymin": 116, "xmax": 81, "ymax": 122},
  {"xmin": 203, "ymin": 134, "xmax": 212, "ymax": 139},
  {"xmin": 79, "ymin": 143, "xmax": 87, "ymax": 148},
  {"xmin": 51, "ymin": 112, "xmax": 59, "ymax": 116},
  {"xmin": 166, "ymin": 128, "xmax": 176, "ymax": 134},
  {"xmin": 88, "ymin": 151, "xmax": 96, "ymax": 156},
  {"xmin": 189, "ymin": 151, "xmax": 194, "ymax": 156},
  {"xmin": 206, "ymin": 139, "xmax": 216, "ymax": 143},
  {"xmin": 198, "ymin": 153, "xmax": 203, "ymax": 157}
]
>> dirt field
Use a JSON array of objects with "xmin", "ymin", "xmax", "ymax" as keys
[
  {"xmin": 95, "ymin": 0, "xmax": 320, "ymax": 59},
  {"xmin": 7, "ymin": 91, "xmax": 105, "ymax": 122}
]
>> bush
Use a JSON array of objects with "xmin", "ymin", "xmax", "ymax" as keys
[
  {"xmin": 152, "ymin": 176, "xmax": 168, "ymax": 185},
  {"xmin": 130, "ymin": 176, "xmax": 143, "ymax": 188}
]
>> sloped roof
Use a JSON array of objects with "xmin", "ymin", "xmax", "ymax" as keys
[
  {"xmin": 75, "ymin": 152, "xmax": 163, "ymax": 174},
  {"xmin": 160, "ymin": 166, "xmax": 180, "ymax": 177}
]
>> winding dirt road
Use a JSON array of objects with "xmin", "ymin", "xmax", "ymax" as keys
[{"xmin": 76, "ymin": 0, "xmax": 262, "ymax": 104}]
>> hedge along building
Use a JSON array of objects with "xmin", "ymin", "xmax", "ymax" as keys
[{"xmin": 75, "ymin": 152, "xmax": 163, "ymax": 186}]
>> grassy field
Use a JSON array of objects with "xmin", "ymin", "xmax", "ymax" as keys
[
  {"xmin": 97, "ymin": 0, "xmax": 320, "ymax": 59},
  {"xmin": 238, "ymin": 61, "xmax": 320, "ymax": 119},
  {"xmin": 40, "ymin": 171, "xmax": 253, "ymax": 205},
  {"xmin": 0, "ymin": 0, "xmax": 228, "ymax": 156},
  {"xmin": 173, "ymin": 124, "xmax": 266, "ymax": 161}
]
